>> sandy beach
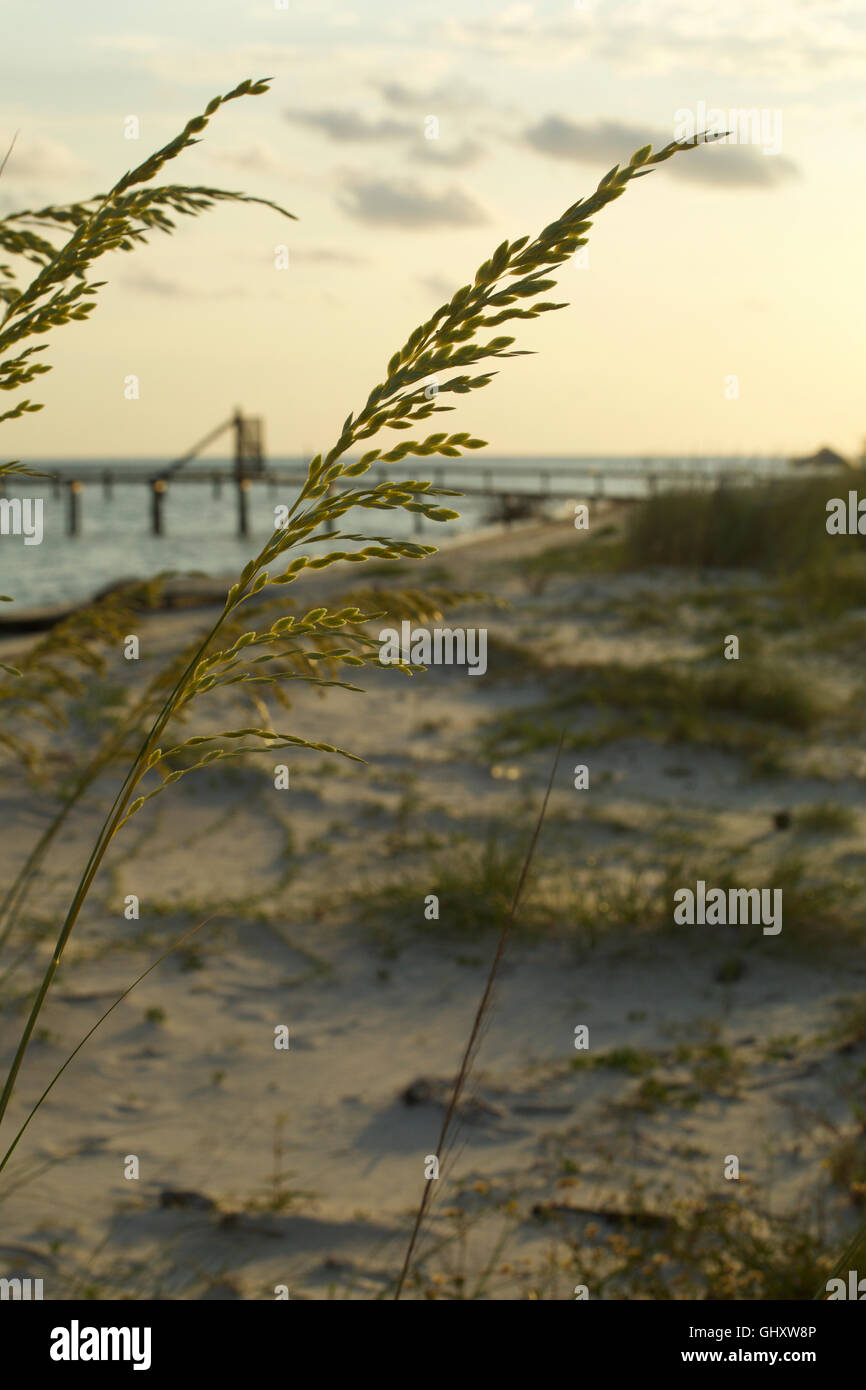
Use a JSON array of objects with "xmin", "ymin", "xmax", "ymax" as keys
[{"xmin": 1, "ymin": 503, "xmax": 865, "ymax": 1299}]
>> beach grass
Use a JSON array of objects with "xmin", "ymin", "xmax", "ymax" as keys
[{"xmin": 5, "ymin": 82, "xmax": 865, "ymax": 1302}]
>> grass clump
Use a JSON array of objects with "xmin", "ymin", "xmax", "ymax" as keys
[
  {"xmin": 795, "ymin": 802, "xmax": 857, "ymax": 835},
  {"xmin": 565, "ymin": 1192, "xmax": 832, "ymax": 1300},
  {"xmin": 475, "ymin": 631, "xmax": 550, "ymax": 684},
  {"xmin": 767, "ymin": 853, "xmax": 860, "ymax": 943},
  {"xmin": 624, "ymin": 476, "xmax": 863, "ymax": 575},
  {"xmin": 779, "ymin": 552, "xmax": 866, "ymax": 620},
  {"xmin": 517, "ymin": 534, "xmax": 625, "ymax": 594},
  {"xmin": 358, "ymin": 832, "xmax": 556, "ymax": 947},
  {"xmin": 827, "ymin": 1120, "xmax": 866, "ymax": 1206},
  {"xmin": 705, "ymin": 662, "xmax": 823, "ymax": 730},
  {"xmin": 573, "ymin": 1046, "xmax": 656, "ymax": 1075},
  {"xmin": 480, "ymin": 656, "xmax": 825, "ymax": 759}
]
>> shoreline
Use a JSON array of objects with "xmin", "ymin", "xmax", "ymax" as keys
[{"xmin": 0, "ymin": 510, "xmax": 601, "ymax": 637}]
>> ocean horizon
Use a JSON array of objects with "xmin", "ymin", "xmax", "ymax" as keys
[{"xmin": 0, "ymin": 453, "xmax": 791, "ymax": 610}]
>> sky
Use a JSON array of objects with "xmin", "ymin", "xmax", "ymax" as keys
[{"xmin": 1, "ymin": 0, "xmax": 864, "ymax": 460}]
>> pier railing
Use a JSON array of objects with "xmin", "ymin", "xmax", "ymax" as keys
[{"xmin": 8, "ymin": 411, "xmax": 829, "ymax": 538}]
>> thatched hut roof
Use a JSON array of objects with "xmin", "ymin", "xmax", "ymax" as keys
[{"xmin": 790, "ymin": 444, "xmax": 855, "ymax": 470}]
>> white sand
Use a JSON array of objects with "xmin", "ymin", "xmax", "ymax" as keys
[{"xmin": 1, "ymin": 514, "xmax": 864, "ymax": 1298}]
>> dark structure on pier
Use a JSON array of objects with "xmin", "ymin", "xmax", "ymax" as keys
[
  {"xmin": 161, "ymin": 409, "xmax": 266, "ymax": 481},
  {"xmin": 59, "ymin": 409, "xmax": 266, "ymax": 537},
  {"xmin": 153, "ymin": 408, "xmax": 265, "ymax": 536}
]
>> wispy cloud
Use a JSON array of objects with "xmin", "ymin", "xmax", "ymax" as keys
[
  {"xmin": 524, "ymin": 117, "xmax": 655, "ymax": 166},
  {"xmin": 122, "ymin": 271, "xmax": 209, "ymax": 298},
  {"xmin": 376, "ymin": 78, "xmax": 488, "ymax": 112},
  {"xmin": 290, "ymin": 245, "xmax": 369, "ymax": 266},
  {"xmin": 667, "ymin": 144, "xmax": 799, "ymax": 188},
  {"xmin": 337, "ymin": 174, "xmax": 488, "ymax": 228},
  {"xmin": 91, "ymin": 34, "xmax": 164, "ymax": 54},
  {"xmin": 597, "ymin": 0, "xmax": 866, "ymax": 81},
  {"xmin": 122, "ymin": 271, "xmax": 257, "ymax": 299},
  {"xmin": 284, "ymin": 108, "xmax": 414, "ymax": 143},
  {"xmin": 523, "ymin": 116, "xmax": 799, "ymax": 188},
  {"xmin": 284, "ymin": 104, "xmax": 487, "ymax": 169},
  {"xmin": 441, "ymin": 0, "xmax": 866, "ymax": 82},
  {"xmin": 413, "ymin": 137, "xmax": 485, "ymax": 169},
  {"xmin": 0, "ymin": 137, "xmax": 91, "ymax": 182},
  {"xmin": 211, "ymin": 143, "xmax": 294, "ymax": 176},
  {"xmin": 417, "ymin": 272, "xmax": 456, "ymax": 301}
]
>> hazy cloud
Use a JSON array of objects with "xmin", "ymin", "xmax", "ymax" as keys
[
  {"xmin": 212, "ymin": 144, "xmax": 294, "ymax": 176},
  {"xmin": 0, "ymin": 137, "xmax": 91, "ymax": 182},
  {"xmin": 123, "ymin": 271, "xmax": 254, "ymax": 299},
  {"xmin": 338, "ymin": 174, "xmax": 488, "ymax": 228},
  {"xmin": 327, "ymin": 10, "xmax": 362, "ymax": 29},
  {"xmin": 122, "ymin": 271, "xmax": 208, "ymax": 298},
  {"xmin": 441, "ymin": 0, "xmax": 866, "ymax": 82},
  {"xmin": 524, "ymin": 116, "xmax": 799, "ymax": 188},
  {"xmin": 525, "ymin": 117, "xmax": 655, "ymax": 166},
  {"xmin": 91, "ymin": 34, "xmax": 163, "ymax": 53},
  {"xmin": 414, "ymin": 137, "xmax": 485, "ymax": 169},
  {"xmin": 596, "ymin": 0, "xmax": 866, "ymax": 82},
  {"xmin": 290, "ymin": 246, "xmax": 368, "ymax": 266},
  {"xmin": 284, "ymin": 108, "xmax": 413, "ymax": 143},
  {"xmin": 376, "ymin": 78, "xmax": 488, "ymax": 111},
  {"xmin": 283, "ymin": 104, "xmax": 487, "ymax": 168},
  {"xmin": 418, "ymin": 272, "xmax": 456, "ymax": 301},
  {"xmin": 668, "ymin": 144, "xmax": 799, "ymax": 188}
]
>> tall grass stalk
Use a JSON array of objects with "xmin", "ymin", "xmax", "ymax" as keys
[
  {"xmin": 0, "ymin": 92, "xmax": 709, "ymax": 1156},
  {"xmin": 394, "ymin": 732, "xmax": 565, "ymax": 1299}
]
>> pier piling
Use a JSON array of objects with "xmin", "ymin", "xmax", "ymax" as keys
[
  {"xmin": 66, "ymin": 480, "xmax": 82, "ymax": 536},
  {"xmin": 150, "ymin": 478, "xmax": 167, "ymax": 535},
  {"xmin": 236, "ymin": 477, "xmax": 250, "ymax": 538}
]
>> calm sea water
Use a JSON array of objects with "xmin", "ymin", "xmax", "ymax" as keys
[{"xmin": 0, "ymin": 455, "xmax": 789, "ymax": 610}]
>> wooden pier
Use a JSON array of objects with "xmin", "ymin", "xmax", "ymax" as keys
[
  {"xmin": 48, "ymin": 409, "xmax": 268, "ymax": 538},
  {"xmin": 35, "ymin": 410, "xmax": 809, "ymax": 539}
]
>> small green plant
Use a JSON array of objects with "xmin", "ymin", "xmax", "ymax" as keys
[
  {"xmin": 244, "ymin": 1114, "xmax": 315, "ymax": 1214},
  {"xmin": 178, "ymin": 946, "xmax": 204, "ymax": 973},
  {"xmin": 516, "ymin": 535, "xmax": 625, "ymax": 596},
  {"xmin": 831, "ymin": 995, "xmax": 866, "ymax": 1049},
  {"xmin": 796, "ymin": 803, "xmax": 857, "ymax": 835},
  {"xmin": 762, "ymin": 1034, "xmax": 800, "ymax": 1061},
  {"xmin": 826, "ymin": 1120, "xmax": 866, "ymax": 1206},
  {"xmin": 595, "ymin": 1046, "xmax": 657, "ymax": 1076},
  {"xmin": 565, "ymin": 1189, "xmax": 831, "ymax": 1300},
  {"xmin": 359, "ymin": 829, "xmax": 550, "ymax": 945},
  {"xmin": 715, "ymin": 956, "xmax": 746, "ymax": 984}
]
